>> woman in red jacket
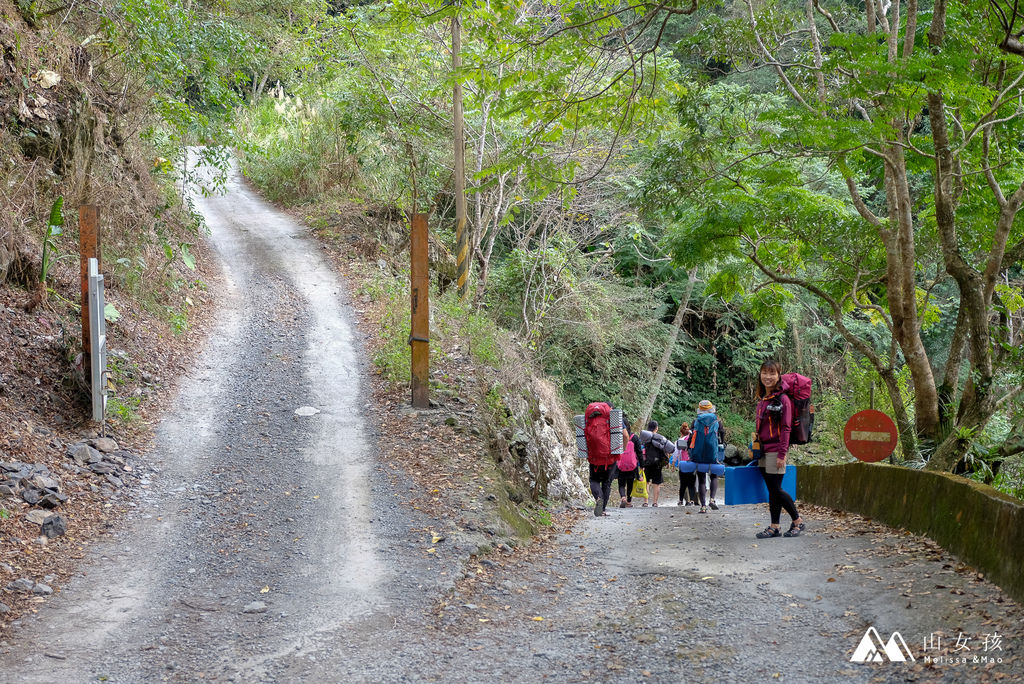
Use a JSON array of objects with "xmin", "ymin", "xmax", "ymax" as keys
[{"xmin": 754, "ymin": 360, "xmax": 805, "ymax": 538}]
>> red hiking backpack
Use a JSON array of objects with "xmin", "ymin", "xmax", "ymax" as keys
[
  {"xmin": 780, "ymin": 373, "xmax": 814, "ymax": 445},
  {"xmin": 584, "ymin": 402, "xmax": 615, "ymax": 465}
]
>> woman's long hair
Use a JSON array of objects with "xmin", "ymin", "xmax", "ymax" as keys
[{"xmin": 756, "ymin": 359, "xmax": 784, "ymax": 399}]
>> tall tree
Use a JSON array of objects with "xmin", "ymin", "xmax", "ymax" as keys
[{"xmin": 645, "ymin": 0, "xmax": 1024, "ymax": 469}]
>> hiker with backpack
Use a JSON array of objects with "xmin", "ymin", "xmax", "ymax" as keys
[
  {"xmin": 615, "ymin": 426, "xmax": 641, "ymax": 508},
  {"xmin": 639, "ymin": 421, "xmax": 675, "ymax": 507},
  {"xmin": 583, "ymin": 402, "xmax": 622, "ymax": 517},
  {"xmin": 753, "ymin": 360, "xmax": 807, "ymax": 538},
  {"xmin": 689, "ymin": 400, "xmax": 726, "ymax": 513},
  {"xmin": 672, "ymin": 422, "xmax": 698, "ymax": 506}
]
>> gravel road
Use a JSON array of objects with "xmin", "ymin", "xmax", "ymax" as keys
[{"xmin": 1, "ymin": 164, "xmax": 1019, "ymax": 683}]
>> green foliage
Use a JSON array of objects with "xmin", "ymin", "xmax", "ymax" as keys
[
  {"xmin": 435, "ymin": 289, "xmax": 501, "ymax": 368},
  {"xmin": 107, "ymin": 395, "xmax": 141, "ymax": 425},
  {"xmin": 361, "ymin": 272, "xmax": 411, "ymax": 383},
  {"xmin": 40, "ymin": 196, "xmax": 64, "ymax": 285},
  {"xmin": 524, "ymin": 497, "xmax": 555, "ymax": 527},
  {"xmin": 990, "ymin": 467, "xmax": 1024, "ymax": 502},
  {"xmin": 167, "ymin": 307, "xmax": 188, "ymax": 334},
  {"xmin": 484, "ymin": 384, "xmax": 510, "ymax": 427}
]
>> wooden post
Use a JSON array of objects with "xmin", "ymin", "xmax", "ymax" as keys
[
  {"xmin": 453, "ymin": 14, "xmax": 469, "ymax": 301},
  {"xmin": 79, "ymin": 205, "xmax": 100, "ymax": 382},
  {"xmin": 410, "ymin": 213, "xmax": 430, "ymax": 408}
]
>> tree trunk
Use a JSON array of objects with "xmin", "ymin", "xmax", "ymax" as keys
[
  {"xmin": 879, "ymin": 367, "xmax": 918, "ymax": 460},
  {"xmin": 886, "ymin": 145, "xmax": 942, "ymax": 440},
  {"xmin": 923, "ymin": 2, "xmax": 1000, "ymax": 471},
  {"xmin": 453, "ymin": 14, "xmax": 468, "ymax": 302},
  {"xmin": 637, "ymin": 268, "xmax": 698, "ymax": 429},
  {"xmin": 792, "ymin": 321, "xmax": 804, "ymax": 372},
  {"xmin": 937, "ymin": 303, "xmax": 969, "ymax": 437}
]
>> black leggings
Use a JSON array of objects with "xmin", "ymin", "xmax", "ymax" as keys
[
  {"xmin": 697, "ymin": 472, "xmax": 718, "ymax": 506},
  {"xmin": 678, "ymin": 471, "xmax": 697, "ymax": 503},
  {"xmin": 617, "ymin": 467, "xmax": 638, "ymax": 501},
  {"xmin": 759, "ymin": 468, "xmax": 799, "ymax": 524},
  {"xmin": 589, "ymin": 464, "xmax": 613, "ymax": 506}
]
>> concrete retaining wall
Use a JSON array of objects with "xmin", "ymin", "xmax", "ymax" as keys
[{"xmin": 799, "ymin": 463, "xmax": 1024, "ymax": 605}]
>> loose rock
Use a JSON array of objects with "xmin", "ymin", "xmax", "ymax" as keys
[
  {"xmin": 92, "ymin": 437, "xmax": 119, "ymax": 453},
  {"xmin": 41, "ymin": 515, "xmax": 67, "ymax": 538},
  {"xmin": 7, "ymin": 578, "xmax": 35, "ymax": 593},
  {"xmin": 242, "ymin": 601, "xmax": 268, "ymax": 614},
  {"xmin": 68, "ymin": 444, "xmax": 102, "ymax": 465},
  {"xmin": 25, "ymin": 510, "xmax": 50, "ymax": 525}
]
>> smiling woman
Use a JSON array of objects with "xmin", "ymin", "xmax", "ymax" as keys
[{"xmin": 754, "ymin": 359, "xmax": 804, "ymax": 539}]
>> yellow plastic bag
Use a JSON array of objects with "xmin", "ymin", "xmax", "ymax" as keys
[{"xmin": 631, "ymin": 470, "xmax": 648, "ymax": 499}]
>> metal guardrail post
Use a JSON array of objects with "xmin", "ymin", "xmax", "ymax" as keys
[{"xmin": 88, "ymin": 258, "xmax": 107, "ymax": 429}]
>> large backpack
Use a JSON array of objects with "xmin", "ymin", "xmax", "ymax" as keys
[
  {"xmin": 689, "ymin": 413, "xmax": 721, "ymax": 464},
  {"xmin": 573, "ymin": 406, "xmax": 623, "ymax": 460},
  {"xmin": 781, "ymin": 373, "xmax": 814, "ymax": 444},
  {"xmin": 645, "ymin": 437, "xmax": 665, "ymax": 468},
  {"xmin": 639, "ymin": 432, "xmax": 675, "ymax": 468},
  {"xmin": 578, "ymin": 403, "xmax": 624, "ymax": 464}
]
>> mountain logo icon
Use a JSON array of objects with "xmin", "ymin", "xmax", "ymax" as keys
[{"xmin": 850, "ymin": 627, "xmax": 916, "ymax": 663}]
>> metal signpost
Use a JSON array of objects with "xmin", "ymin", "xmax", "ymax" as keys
[
  {"xmin": 88, "ymin": 258, "xmax": 108, "ymax": 429},
  {"xmin": 844, "ymin": 409, "xmax": 898, "ymax": 463}
]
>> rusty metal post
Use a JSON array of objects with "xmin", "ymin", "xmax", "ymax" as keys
[
  {"xmin": 410, "ymin": 213, "xmax": 430, "ymax": 409},
  {"xmin": 79, "ymin": 205, "xmax": 100, "ymax": 382}
]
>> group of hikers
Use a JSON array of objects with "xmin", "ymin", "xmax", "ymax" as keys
[{"xmin": 585, "ymin": 359, "xmax": 806, "ymax": 539}]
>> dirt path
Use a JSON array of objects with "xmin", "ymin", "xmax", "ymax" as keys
[{"xmin": 1, "ymin": 165, "xmax": 1020, "ymax": 683}]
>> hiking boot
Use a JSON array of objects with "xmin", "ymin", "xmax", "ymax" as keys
[
  {"xmin": 756, "ymin": 526, "xmax": 782, "ymax": 539},
  {"xmin": 594, "ymin": 500, "xmax": 605, "ymax": 517},
  {"xmin": 784, "ymin": 522, "xmax": 806, "ymax": 537},
  {"xmin": 699, "ymin": 506, "xmax": 707, "ymax": 514},
  {"xmin": 709, "ymin": 499, "xmax": 719, "ymax": 511},
  {"xmin": 677, "ymin": 500, "xmax": 686, "ymax": 506}
]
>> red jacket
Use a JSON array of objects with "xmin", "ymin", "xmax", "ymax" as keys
[{"xmin": 756, "ymin": 381, "xmax": 793, "ymax": 459}]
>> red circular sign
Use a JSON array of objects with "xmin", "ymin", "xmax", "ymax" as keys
[{"xmin": 844, "ymin": 410, "xmax": 898, "ymax": 462}]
